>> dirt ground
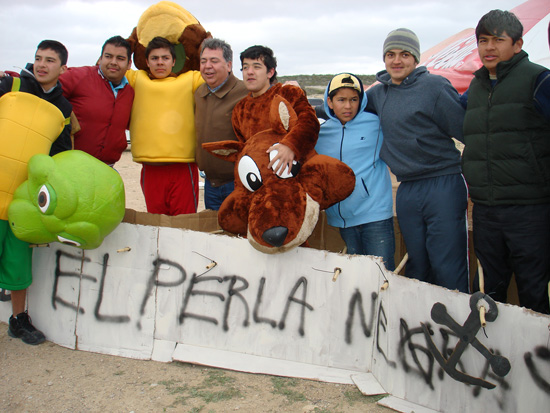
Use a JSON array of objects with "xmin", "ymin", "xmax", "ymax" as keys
[{"xmin": 0, "ymin": 149, "xmax": 391, "ymax": 413}]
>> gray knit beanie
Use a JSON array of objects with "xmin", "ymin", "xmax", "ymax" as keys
[{"xmin": 383, "ymin": 28, "xmax": 421, "ymax": 63}]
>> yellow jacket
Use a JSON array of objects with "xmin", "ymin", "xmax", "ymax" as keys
[{"xmin": 126, "ymin": 70, "xmax": 204, "ymax": 163}]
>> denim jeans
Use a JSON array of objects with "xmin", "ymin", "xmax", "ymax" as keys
[
  {"xmin": 204, "ymin": 179, "xmax": 235, "ymax": 211},
  {"xmin": 339, "ymin": 217, "xmax": 395, "ymax": 271}
]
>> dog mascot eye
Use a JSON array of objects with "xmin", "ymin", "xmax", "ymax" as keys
[{"xmin": 238, "ymin": 155, "xmax": 263, "ymax": 192}]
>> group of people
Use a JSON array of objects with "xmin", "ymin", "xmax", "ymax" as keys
[
  {"xmin": 318, "ymin": 10, "xmax": 550, "ymax": 317},
  {"xmin": 1, "ymin": 7, "xmax": 549, "ymax": 347},
  {"xmin": 0, "ymin": 26, "xmax": 318, "ymax": 344}
]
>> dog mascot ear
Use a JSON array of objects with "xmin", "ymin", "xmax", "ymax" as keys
[{"xmin": 203, "ymin": 95, "xmax": 355, "ymax": 254}]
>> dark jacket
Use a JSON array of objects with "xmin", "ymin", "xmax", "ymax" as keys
[
  {"xmin": 60, "ymin": 66, "xmax": 134, "ymax": 165},
  {"xmin": 0, "ymin": 64, "xmax": 72, "ymax": 156},
  {"xmin": 194, "ymin": 73, "xmax": 247, "ymax": 186},
  {"xmin": 462, "ymin": 51, "xmax": 550, "ymax": 205},
  {"xmin": 366, "ymin": 66, "xmax": 464, "ymax": 182}
]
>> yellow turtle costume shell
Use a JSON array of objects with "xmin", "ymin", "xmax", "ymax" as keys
[{"xmin": 0, "ymin": 78, "xmax": 66, "ymax": 220}]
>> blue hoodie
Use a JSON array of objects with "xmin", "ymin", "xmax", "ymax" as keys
[{"xmin": 315, "ymin": 76, "xmax": 393, "ymax": 228}]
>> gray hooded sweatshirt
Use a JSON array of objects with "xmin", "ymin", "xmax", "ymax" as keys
[{"xmin": 366, "ymin": 66, "xmax": 464, "ymax": 182}]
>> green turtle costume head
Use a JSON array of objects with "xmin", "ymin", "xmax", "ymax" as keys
[{"xmin": 8, "ymin": 150, "xmax": 125, "ymax": 249}]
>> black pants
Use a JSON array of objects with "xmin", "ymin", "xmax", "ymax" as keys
[
  {"xmin": 396, "ymin": 174, "xmax": 469, "ymax": 292},
  {"xmin": 472, "ymin": 203, "xmax": 550, "ymax": 314}
]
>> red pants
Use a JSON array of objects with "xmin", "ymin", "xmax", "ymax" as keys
[{"xmin": 140, "ymin": 163, "xmax": 199, "ymax": 216}]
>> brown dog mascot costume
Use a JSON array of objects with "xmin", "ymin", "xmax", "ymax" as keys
[{"xmin": 203, "ymin": 96, "xmax": 355, "ymax": 254}]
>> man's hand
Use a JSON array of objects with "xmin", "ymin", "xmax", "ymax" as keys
[{"xmin": 267, "ymin": 143, "xmax": 295, "ymax": 177}]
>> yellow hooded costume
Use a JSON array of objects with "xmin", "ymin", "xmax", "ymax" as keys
[
  {"xmin": 126, "ymin": 1, "xmax": 209, "ymax": 164},
  {"xmin": 126, "ymin": 69, "xmax": 203, "ymax": 163}
]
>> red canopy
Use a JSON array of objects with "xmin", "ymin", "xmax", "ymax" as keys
[{"xmin": 419, "ymin": 0, "xmax": 550, "ymax": 93}]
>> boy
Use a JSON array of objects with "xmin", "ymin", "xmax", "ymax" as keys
[
  {"xmin": 462, "ymin": 10, "xmax": 550, "ymax": 314},
  {"xmin": 315, "ymin": 73, "xmax": 395, "ymax": 270},
  {"xmin": 366, "ymin": 28, "xmax": 469, "ymax": 292},
  {"xmin": 0, "ymin": 40, "xmax": 72, "ymax": 344},
  {"xmin": 231, "ymin": 45, "xmax": 319, "ymax": 177},
  {"xmin": 126, "ymin": 37, "xmax": 204, "ymax": 216}
]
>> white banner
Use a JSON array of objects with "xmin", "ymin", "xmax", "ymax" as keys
[{"xmin": 1, "ymin": 222, "xmax": 548, "ymax": 412}]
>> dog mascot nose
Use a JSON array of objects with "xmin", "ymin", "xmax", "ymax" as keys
[{"xmin": 262, "ymin": 226, "xmax": 288, "ymax": 247}]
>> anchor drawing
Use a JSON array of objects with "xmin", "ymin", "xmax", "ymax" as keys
[{"xmin": 422, "ymin": 291, "xmax": 511, "ymax": 389}]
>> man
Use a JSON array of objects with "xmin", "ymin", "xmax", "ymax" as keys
[
  {"xmin": 194, "ymin": 38, "xmax": 247, "ymax": 210},
  {"xmin": 0, "ymin": 40, "xmax": 72, "ymax": 345},
  {"xmin": 462, "ymin": 10, "xmax": 550, "ymax": 314},
  {"xmin": 60, "ymin": 36, "xmax": 134, "ymax": 166},
  {"xmin": 232, "ymin": 45, "xmax": 319, "ymax": 177},
  {"xmin": 127, "ymin": 37, "xmax": 204, "ymax": 216},
  {"xmin": 366, "ymin": 28, "xmax": 469, "ymax": 293}
]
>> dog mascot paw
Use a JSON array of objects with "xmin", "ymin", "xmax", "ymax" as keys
[{"xmin": 203, "ymin": 96, "xmax": 355, "ymax": 254}]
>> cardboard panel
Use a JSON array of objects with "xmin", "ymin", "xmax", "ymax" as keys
[{"xmin": 1, "ymin": 209, "xmax": 546, "ymax": 413}]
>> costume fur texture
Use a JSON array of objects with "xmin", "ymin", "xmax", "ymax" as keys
[{"xmin": 203, "ymin": 95, "xmax": 355, "ymax": 254}]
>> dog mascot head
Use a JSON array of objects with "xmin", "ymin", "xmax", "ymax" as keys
[{"xmin": 203, "ymin": 96, "xmax": 355, "ymax": 253}]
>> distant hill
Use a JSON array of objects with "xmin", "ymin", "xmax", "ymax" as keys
[{"xmin": 278, "ymin": 74, "xmax": 376, "ymax": 98}]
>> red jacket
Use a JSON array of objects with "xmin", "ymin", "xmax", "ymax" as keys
[{"xmin": 60, "ymin": 66, "xmax": 134, "ymax": 164}]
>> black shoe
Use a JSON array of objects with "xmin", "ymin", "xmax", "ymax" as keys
[{"xmin": 8, "ymin": 311, "xmax": 46, "ymax": 345}]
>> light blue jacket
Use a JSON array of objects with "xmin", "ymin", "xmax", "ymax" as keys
[{"xmin": 315, "ymin": 77, "xmax": 393, "ymax": 228}]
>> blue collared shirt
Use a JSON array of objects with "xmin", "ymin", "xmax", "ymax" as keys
[
  {"xmin": 98, "ymin": 67, "xmax": 128, "ymax": 98},
  {"xmin": 207, "ymin": 74, "xmax": 230, "ymax": 94}
]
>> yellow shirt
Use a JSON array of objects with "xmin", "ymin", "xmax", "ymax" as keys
[{"xmin": 126, "ymin": 70, "xmax": 204, "ymax": 163}]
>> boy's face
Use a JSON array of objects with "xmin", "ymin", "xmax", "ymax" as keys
[
  {"xmin": 477, "ymin": 31, "xmax": 523, "ymax": 75},
  {"xmin": 327, "ymin": 88, "xmax": 360, "ymax": 125},
  {"xmin": 33, "ymin": 48, "xmax": 66, "ymax": 90},
  {"xmin": 241, "ymin": 57, "xmax": 274, "ymax": 97},
  {"xmin": 200, "ymin": 47, "xmax": 232, "ymax": 89},
  {"xmin": 384, "ymin": 49, "xmax": 417, "ymax": 85},
  {"xmin": 146, "ymin": 47, "xmax": 175, "ymax": 79},
  {"xmin": 99, "ymin": 44, "xmax": 132, "ymax": 85}
]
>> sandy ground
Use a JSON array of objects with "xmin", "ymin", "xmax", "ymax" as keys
[{"xmin": 0, "ymin": 148, "xmax": 391, "ymax": 413}]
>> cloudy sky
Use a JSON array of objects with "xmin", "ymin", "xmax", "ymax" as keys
[{"xmin": 0, "ymin": 0, "xmax": 532, "ymax": 77}]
